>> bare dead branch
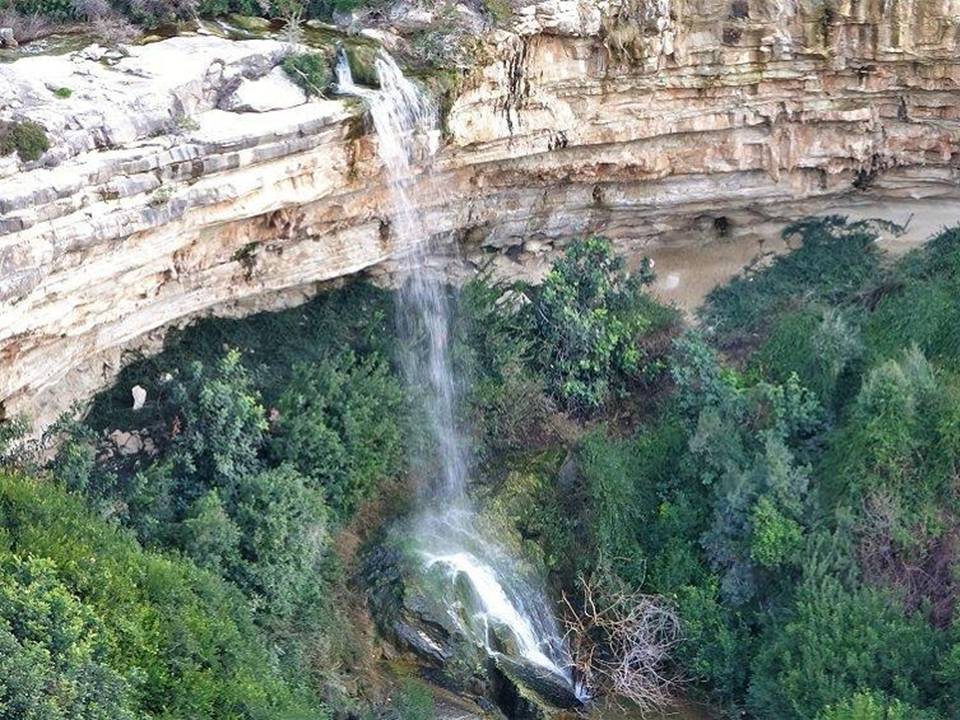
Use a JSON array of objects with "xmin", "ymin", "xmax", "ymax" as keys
[{"xmin": 562, "ymin": 568, "xmax": 682, "ymax": 713}]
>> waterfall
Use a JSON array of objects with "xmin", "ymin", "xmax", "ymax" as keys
[{"xmin": 337, "ymin": 49, "xmax": 584, "ymax": 700}]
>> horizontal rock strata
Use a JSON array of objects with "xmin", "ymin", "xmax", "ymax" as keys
[{"xmin": 1, "ymin": 0, "xmax": 959, "ymax": 425}]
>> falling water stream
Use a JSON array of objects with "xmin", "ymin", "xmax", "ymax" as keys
[{"xmin": 336, "ymin": 49, "xmax": 583, "ymax": 699}]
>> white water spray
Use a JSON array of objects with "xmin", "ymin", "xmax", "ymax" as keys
[{"xmin": 337, "ymin": 49, "xmax": 582, "ymax": 699}]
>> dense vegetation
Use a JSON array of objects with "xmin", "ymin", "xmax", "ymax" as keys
[
  {"xmin": 463, "ymin": 219, "xmax": 960, "ymax": 718},
  {"xmin": 0, "ymin": 472, "xmax": 320, "ymax": 719},
  {"xmin": 1, "ymin": 284, "xmax": 407, "ymax": 719},
  {"xmin": 4, "ymin": 219, "xmax": 960, "ymax": 718}
]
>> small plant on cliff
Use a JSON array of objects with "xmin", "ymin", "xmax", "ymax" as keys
[
  {"xmin": 482, "ymin": 0, "xmax": 512, "ymax": 26},
  {"xmin": 282, "ymin": 52, "xmax": 331, "ymax": 97},
  {"xmin": 274, "ymin": 0, "xmax": 305, "ymax": 43},
  {"xmin": 0, "ymin": 120, "xmax": 49, "ymax": 162},
  {"xmin": 149, "ymin": 184, "xmax": 173, "ymax": 207},
  {"xmin": 530, "ymin": 236, "xmax": 661, "ymax": 414},
  {"xmin": 391, "ymin": 678, "xmax": 436, "ymax": 720}
]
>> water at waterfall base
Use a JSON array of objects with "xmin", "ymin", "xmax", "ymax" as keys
[{"xmin": 336, "ymin": 49, "xmax": 587, "ymax": 706}]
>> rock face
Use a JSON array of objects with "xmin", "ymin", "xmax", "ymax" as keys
[
  {"xmin": 1, "ymin": 1, "xmax": 960, "ymax": 425},
  {"xmin": 363, "ymin": 526, "xmax": 580, "ymax": 717},
  {"xmin": 219, "ymin": 66, "xmax": 309, "ymax": 112},
  {"xmin": 363, "ymin": 540, "xmax": 492, "ymax": 696}
]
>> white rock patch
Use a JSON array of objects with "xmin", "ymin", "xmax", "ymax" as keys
[{"xmin": 220, "ymin": 66, "xmax": 309, "ymax": 113}]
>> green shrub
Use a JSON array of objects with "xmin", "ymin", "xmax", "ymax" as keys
[
  {"xmin": 170, "ymin": 349, "xmax": 269, "ymax": 495},
  {"xmin": 53, "ymin": 86, "xmax": 72, "ymax": 98},
  {"xmin": 754, "ymin": 307, "xmax": 863, "ymax": 409},
  {"xmin": 227, "ymin": 465, "xmax": 329, "ymax": 618},
  {"xmin": 749, "ymin": 495, "xmax": 803, "ymax": 568},
  {"xmin": 0, "ymin": 554, "xmax": 136, "ymax": 720},
  {"xmin": 282, "ymin": 52, "xmax": 331, "ymax": 97},
  {"xmin": 748, "ymin": 573, "xmax": 940, "ymax": 719},
  {"xmin": 822, "ymin": 346, "xmax": 952, "ymax": 516},
  {"xmin": 817, "ymin": 691, "xmax": 941, "ymax": 720},
  {"xmin": 701, "ymin": 216, "xmax": 881, "ymax": 348},
  {"xmin": 0, "ymin": 416, "xmax": 34, "ymax": 471},
  {"xmin": 179, "ymin": 488, "xmax": 241, "ymax": 574},
  {"xmin": 0, "ymin": 472, "xmax": 322, "ymax": 718},
  {"xmin": 12, "ymin": 0, "xmax": 76, "ymax": 20},
  {"xmin": 531, "ymin": 236, "xmax": 662, "ymax": 413},
  {"xmin": 0, "ymin": 120, "xmax": 50, "ymax": 162},
  {"xmin": 452, "ymin": 274, "xmax": 553, "ymax": 456},
  {"xmin": 577, "ymin": 430, "xmax": 651, "ymax": 582},
  {"xmin": 675, "ymin": 578, "xmax": 752, "ymax": 705},
  {"xmin": 269, "ymin": 352, "xmax": 406, "ymax": 521},
  {"xmin": 392, "ymin": 678, "xmax": 435, "ymax": 720},
  {"xmin": 859, "ymin": 230, "xmax": 960, "ymax": 372}
]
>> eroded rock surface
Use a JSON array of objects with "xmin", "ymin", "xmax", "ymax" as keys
[{"xmin": 2, "ymin": 1, "xmax": 960, "ymax": 425}]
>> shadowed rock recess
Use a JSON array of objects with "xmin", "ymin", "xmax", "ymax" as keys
[{"xmin": 1, "ymin": 0, "xmax": 959, "ymax": 425}]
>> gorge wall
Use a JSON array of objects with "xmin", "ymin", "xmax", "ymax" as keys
[{"xmin": 1, "ymin": 0, "xmax": 959, "ymax": 426}]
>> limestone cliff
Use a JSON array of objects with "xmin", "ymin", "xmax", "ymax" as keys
[{"xmin": 1, "ymin": 0, "xmax": 959, "ymax": 425}]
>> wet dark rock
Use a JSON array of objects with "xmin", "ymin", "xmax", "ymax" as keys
[
  {"xmin": 496, "ymin": 656, "xmax": 582, "ymax": 710},
  {"xmin": 363, "ymin": 526, "xmax": 581, "ymax": 718},
  {"xmin": 363, "ymin": 539, "xmax": 489, "ymax": 694}
]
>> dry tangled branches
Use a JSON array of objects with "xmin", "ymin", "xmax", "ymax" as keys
[{"xmin": 562, "ymin": 569, "xmax": 682, "ymax": 713}]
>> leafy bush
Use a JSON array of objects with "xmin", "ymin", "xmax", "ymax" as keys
[
  {"xmin": 0, "ymin": 120, "xmax": 49, "ymax": 162},
  {"xmin": 282, "ymin": 52, "xmax": 331, "ymax": 97},
  {"xmin": 170, "ymin": 349, "xmax": 268, "ymax": 495},
  {"xmin": 0, "ymin": 554, "xmax": 136, "ymax": 720},
  {"xmin": 753, "ymin": 307, "xmax": 863, "ymax": 409},
  {"xmin": 822, "ymin": 346, "xmax": 952, "ymax": 516},
  {"xmin": 675, "ymin": 579, "xmax": 752, "ymax": 705},
  {"xmin": 577, "ymin": 429, "xmax": 654, "ymax": 583},
  {"xmin": 701, "ymin": 216, "xmax": 881, "ymax": 348},
  {"xmin": 816, "ymin": 691, "xmax": 941, "ymax": 720},
  {"xmin": 11, "ymin": 0, "xmax": 76, "ymax": 21},
  {"xmin": 51, "ymin": 352, "xmax": 332, "ymax": 627},
  {"xmin": 270, "ymin": 352, "xmax": 406, "ymax": 520},
  {"xmin": 0, "ymin": 472, "xmax": 322, "ymax": 718},
  {"xmin": 227, "ymin": 464, "xmax": 328, "ymax": 618},
  {"xmin": 861, "ymin": 227, "xmax": 960, "ymax": 372},
  {"xmin": 749, "ymin": 495, "xmax": 803, "ymax": 568},
  {"xmin": 748, "ymin": 573, "xmax": 940, "ymax": 719},
  {"xmin": 531, "ymin": 236, "xmax": 663, "ymax": 413},
  {"xmin": 452, "ymin": 274, "xmax": 554, "ymax": 456}
]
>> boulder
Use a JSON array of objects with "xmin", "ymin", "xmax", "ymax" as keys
[
  {"xmin": 495, "ymin": 656, "xmax": 581, "ymax": 709},
  {"xmin": 363, "ymin": 524, "xmax": 583, "ymax": 716},
  {"xmin": 219, "ymin": 66, "xmax": 308, "ymax": 113},
  {"xmin": 364, "ymin": 537, "xmax": 490, "ymax": 694},
  {"xmin": 77, "ymin": 44, "xmax": 107, "ymax": 61},
  {"xmin": 0, "ymin": 28, "xmax": 18, "ymax": 49},
  {"xmin": 108, "ymin": 429, "xmax": 144, "ymax": 456},
  {"xmin": 386, "ymin": 5, "xmax": 435, "ymax": 32},
  {"xmin": 131, "ymin": 384, "xmax": 147, "ymax": 410}
]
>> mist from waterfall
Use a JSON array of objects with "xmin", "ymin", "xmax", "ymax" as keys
[{"xmin": 336, "ymin": 49, "xmax": 582, "ymax": 695}]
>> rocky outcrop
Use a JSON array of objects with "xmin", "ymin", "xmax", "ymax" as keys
[
  {"xmin": 363, "ymin": 525, "xmax": 581, "ymax": 717},
  {"xmin": 1, "ymin": 0, "xmax": 960, "ymax": 425}
]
